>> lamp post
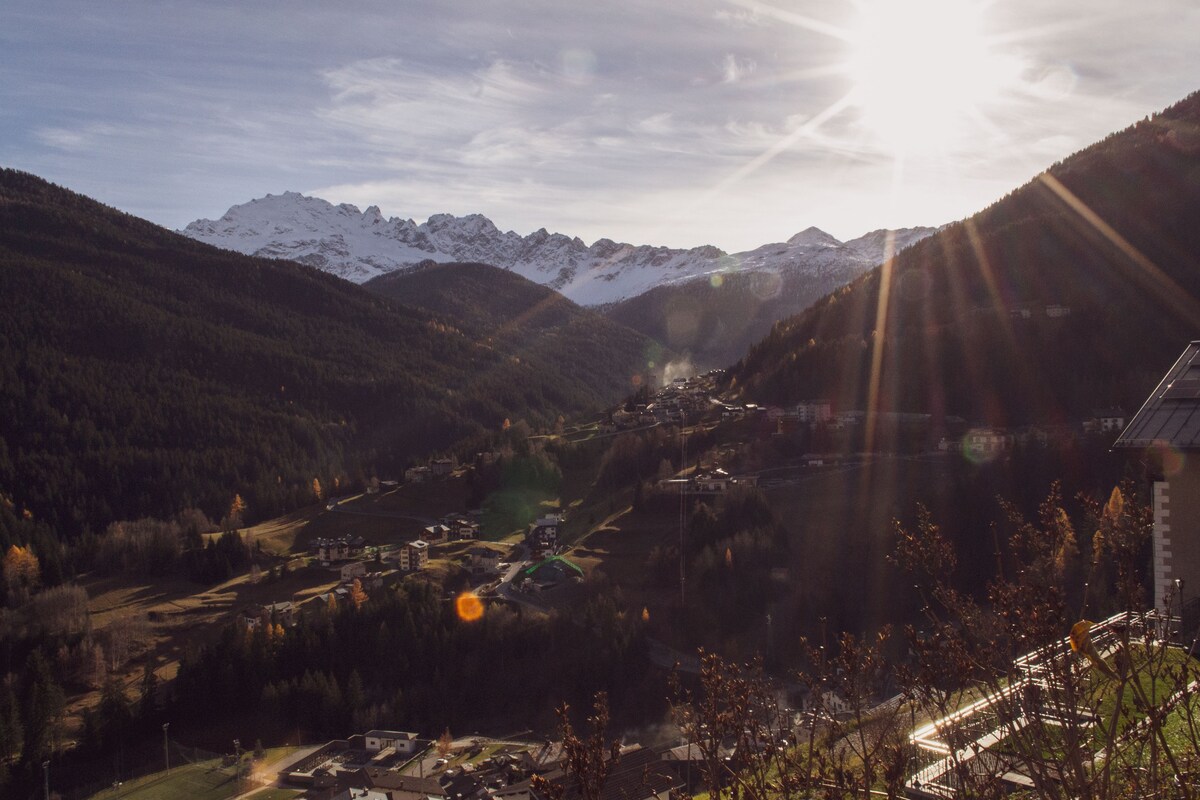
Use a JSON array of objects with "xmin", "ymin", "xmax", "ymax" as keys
[
  {"xmin": 233, "ymin": 739, "xmax": 242, "ymax": 792},
  {"xmin": 163, "ymin": 722, "xmax": 170, "ymax": 775}
]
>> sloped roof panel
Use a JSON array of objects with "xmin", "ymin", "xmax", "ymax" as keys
[{"xmin": 1115, "ymin": 342, "xmax": 1200, "ymax": 449}]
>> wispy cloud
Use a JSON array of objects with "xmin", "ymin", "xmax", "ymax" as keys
[{"xmin": 1, "ymin": 0, "xmax": 1195, "ymax": 250}]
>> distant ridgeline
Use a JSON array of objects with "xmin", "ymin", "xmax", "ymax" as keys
[
  {"xmin": 732, "ymin": 90, "xmax": 1200, "ymax": 430},
  {"xmin": 0, "ymin": 170, "xmax": 659, "ymax": 543}
]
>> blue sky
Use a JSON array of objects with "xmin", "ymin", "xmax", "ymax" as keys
[{"xmin": 2, "ymin": 0, "xmax": 1197, "ymax": 251}]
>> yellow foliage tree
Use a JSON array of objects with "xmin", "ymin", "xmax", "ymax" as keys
[
  {"xmin": 312, "ymin": 478, "xmax": 323, "ymax": 501},
  {"xmin": 229, "ymin": 493, "xmax": 247, "ymax": 523},
  {"xmin": 2, "ymin": 544, "xmax": 41, "ymax": 598},
  {"xmin": 350, "ymin": 578, "xmax": 368, "ymax": 610}
]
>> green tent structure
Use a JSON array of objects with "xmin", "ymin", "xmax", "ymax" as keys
[{"xmin": 521, "ymin": 555, "xmax": 585, "ymax": 583}]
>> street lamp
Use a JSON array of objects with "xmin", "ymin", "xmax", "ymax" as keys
[
  {"xmin": 163, "ymin": 722, "xmax": 170, "ymax": 775},
  {"xmin": 112, "ymin": 781, "xmax": 122, "ymax": 798}
]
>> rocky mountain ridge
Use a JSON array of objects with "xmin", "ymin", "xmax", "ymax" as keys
[{"xmin": 181, "ymin": 193, "xmax": 936, "ymax": 306}]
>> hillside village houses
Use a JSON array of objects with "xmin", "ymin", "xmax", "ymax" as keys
[
  {"xmin": 242, "ymin": 600, "xmax": 296, "ymax": 630},
  {"xmin": 280, "ymin": 730, "xmax": 683, "ymax": 800}
]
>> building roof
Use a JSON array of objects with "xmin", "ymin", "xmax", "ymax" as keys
[
  {"xmin": 1114, "ymin": 341, "xmax": 1200, "ymax": 450},
  {"xmin": 359, "ymin": 769, "xmax": 446, "ymax": 796},
  {"xmin": 523, "ymin": 744, "xmax": 680, "ymax": 800},
  {"xmin": 521, "ymin": 556, "xmax": 584, "ymax": 579}
]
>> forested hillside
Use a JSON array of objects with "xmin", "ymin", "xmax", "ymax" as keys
[
  {"xmin": 732, "ymin": 91, "xmax": 1200, "ymax": 426},
  {"xmin": 605, "ymin": 267, "xmax": 859, "ymax": 370},
  {"xmin": 365, "ymin": 262, "xmax": 662, "ymax": 387},
  {"xmin": 0, "ymin": 171, "xmax": 649, "ymax": 543}
]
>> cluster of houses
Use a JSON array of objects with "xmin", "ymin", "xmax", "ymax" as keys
[
  {"xmin": 280, "ymin": 730, "xmax": 686, "ymax": 800},
  {"xmin": 421, "ymin": 513, "xmax": 481, "ymax": 544},
  {"xmin": 403, "ymin": 458, "xmax": 457, "ymax": 484}
]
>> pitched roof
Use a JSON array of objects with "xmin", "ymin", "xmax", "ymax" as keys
[
  {"xmin": 531, "ymin": 744, "xmax": 681, "ymax": 800},
  {"xmin": 1114, "ymin": 341, "xmax": 1200, "ymax": 450}
]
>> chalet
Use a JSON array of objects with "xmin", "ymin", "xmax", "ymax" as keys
[
  {"xmin": 243, "ymin": 601, "xmax": 296, "ymax": 630},
  {"xmin": 340, "ymin": 561, "xmax": 368, "ymax": 581},
  {"xmin": 466, "ymin": 546, "xmax": 503, "ymax": 575},
  {"xmin": 404, "ymin": 465, "xmax": 432, "ymax": 483},
  {"xmin": 316, "ymin": 537, "xmax": 352, "ymax": 563},
  {"xmin": 1088, "ymin": 408, "xmax": 1128, "ymax": 433},
  {"xmin": 964, "ymin": 428, "xmax": 1011, "ymax": 458},
  {"xmin": 1115, "ymin": 341, "xmax": 1200, "ymax": 613},
  {"xmin": 431, "ymin": 458, "xmax": 455, "ymax": 477},
  {"xmin": 693, "ymin": 469, "xmax": 731, "ymax": 493},
  {"xmin": 525, "ymin": 514, "xmax": 561, "ymax": 558},
  {"xmin": 442, "ymin": 515, "xmax": 479, "ymax": 540},
  {"xmin": 794, "ymin": 399, "xmax": 832, "ymax": 424},
  {"xmin": 399, "ymin": 540, "xmax": 430, "ymax": 572},
  {"xmin": 423, "ymin": 523, "xmax": 451, "ymax": 543}
]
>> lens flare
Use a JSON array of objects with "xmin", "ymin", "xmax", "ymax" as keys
[
  {"xmin": 455, "ymin": 592, "xmax": 484, "ymax": 622},
  {"xmin": 749, "ymin": 269, "xmax": 783, "ymax": 301},
  {"xmin": 710, "ymin": 273, "xmax": 724, "ymax": 288},
  {"xmin": 960, "ymin": 428, "xmax": 1003, "ymax": 465},
  {"xmin": 1154, "ymin": 443, "xmax": 1187, "ymax": 477}
]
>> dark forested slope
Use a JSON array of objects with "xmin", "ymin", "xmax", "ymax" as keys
[
  {"xmin": 0, "ymin": 171, "xmax": 647, "ymax": 540},
  {"xmin": 365, "ymin": 261, "xmax": 663, "ymax": 390},
  {"xmin": 732, "ymin": 91, "xmax": 1200, "ymax": 426}
]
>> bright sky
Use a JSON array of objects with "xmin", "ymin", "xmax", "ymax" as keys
[{"xmin": 2, "ymin": 0, "xmax": 1197, "ymax": 252}]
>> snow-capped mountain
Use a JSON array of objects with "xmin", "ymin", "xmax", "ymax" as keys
[{"xmin": 181, "ymin": 192, "xmax": 935, "ymax": 306}]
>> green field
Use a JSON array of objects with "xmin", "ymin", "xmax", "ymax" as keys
[{"xmin": 84, "ymin": 747, "xmax": 304, "ymax": 800}]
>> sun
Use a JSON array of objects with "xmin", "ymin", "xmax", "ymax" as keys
[{"xmin": 846, "ymin": 0, "xmax": 1021, "ymax": 154}]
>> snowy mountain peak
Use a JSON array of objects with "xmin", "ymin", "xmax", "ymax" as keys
[
  {"xmin": 786, "ymin": 226, "xmax": 841, "ymax": 247},
  {"xmin": 181, "ymin": 192, "xmax": 936, "ymax": 306}
]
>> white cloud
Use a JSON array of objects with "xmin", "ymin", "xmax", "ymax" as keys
[
  {"xmin": 1, "ymin": 0, "xmax": 1196, "ymax": 250},
  {"xmin": 721, "ymin": 53, "xmax": 756, "ymax": 84}
]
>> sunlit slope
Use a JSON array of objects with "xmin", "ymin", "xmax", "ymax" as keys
[{"xmin": 732, "ymin": 91, "xmax": 1200, "ymax": 425}]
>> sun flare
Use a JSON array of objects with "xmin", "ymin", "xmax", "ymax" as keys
[{"xmin": 847, "ymin": 0, "xmax": 1022, "ymax": 154}]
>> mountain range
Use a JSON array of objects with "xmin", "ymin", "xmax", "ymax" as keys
[{"xmin": 181, "ymin": 193, "xmax": 935, "ymax": 308}]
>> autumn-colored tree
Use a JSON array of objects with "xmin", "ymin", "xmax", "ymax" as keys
[
  {"xmin": 2, "ymin": 544, "xmax": 41, "ymax": 603},
  {"xmin": 437, "ymin": 727, "xmax": 454, "ymax": 757},
  {"xmin": 312, "ymin": 478, "xmax": 323, "ymax": 501},
  {"xmin": 228, "ymin": 493, "xmax": 247, "ymax": 525},
  {"xmin": 532, "ymin": 694, "xmax": 621, "ymax": 800},
  {"xmin": 350, "ymin": 578, "xmax": 368, "ymax": 610}
]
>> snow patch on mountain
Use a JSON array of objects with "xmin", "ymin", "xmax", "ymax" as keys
[{"xmin": 181, "ymin": 192, "xmax": 936, "ymax": 306}]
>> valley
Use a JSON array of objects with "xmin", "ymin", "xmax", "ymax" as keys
[{"xmin": 2, "ymin": 79, "xmax": 1200, "ymax": 800}]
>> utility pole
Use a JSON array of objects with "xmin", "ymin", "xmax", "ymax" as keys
[
  {"xmin": 163, "ymin": 722, "xmax": 170, "ymax": 775},
  {"xmin": 233, "ymin": 739, "xmax": 242, "ymax": 793}
]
